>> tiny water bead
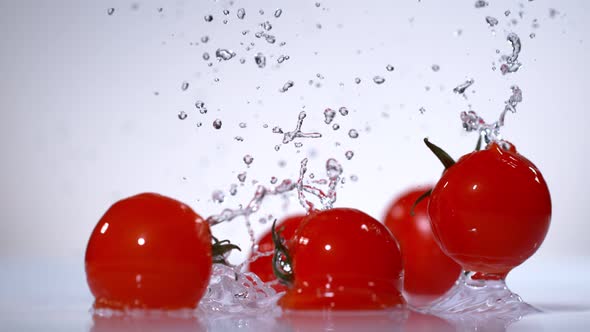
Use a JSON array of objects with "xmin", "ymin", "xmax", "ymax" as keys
[
  {"xmin": 432, "ymin": 64, "xmax": 440, "ymax": 72},
  {"xmin": 212, "ymin": 190, "xmax": 225, "ymax": 203},
  {"xmin": 332, "ymin": 124, "xmax": 340, "ymax": 130},
  {"xmin": 200, "ymin": 35, "xmax": 209, "ymax": 43},
  {"xmin": 216, "ymin": 49, "xmax": 235, "ymax": 61},
  {"xmin": 338, "ymin": 107, "xmax": 349, "ymax": 116},
  {"xmin": 107, "ymin": 8, "xmax": 115, "ymax": 15},
  {"xmin": 237, "ymin": 8, "xmax": 246, "ymax": 19},
  {"xmin": 229, "ymin": 184, "xmax": 238, "ymax": 196},
  {"xmin": 345, "ymin": 151, "xmax": 354, "ymax": 160},
  {"xmin": 178, "ymin": 111, "xmax": 187, "ymax": 120},
  {"xmin": 348, "ymin": 129, "xmax": 359, "ymax": 139},
  {"xmin": 419, "ymin": 107, "xmax": 426, "ymax": 114},
  {"xmin": 238, "ymin": 172, "xmax": 247, "ymax": 183},
  {"xmin": 386, "ymin": 64, "xmax": 395, "ymax": 72},
  {"xmin": 239, "ymin": 122, "xmax": 247, "ymax": 128},
  {"xmin": 254, "ymin": 53, "xmax": 266, "ymax": 68},
  {"xmin": 474, "ymin": 0, "xmax": 488, "ymax": 8},
  {"xmin": 223, "ymin": 9, "xmax": 229, "ymax": 16},
  {"xmin": 274, "ymin": 8, "xmax": 283, "ymax": 18},
  {"xmin": 204, "ymin": 15, "xmax": 213, "ymax": 22},
  {"xmin": 181, "ymin": 81, "xmax": 189, "ymax": 91},
  {"xmin": 243, "ymin": 154, "xmax": 254, "ymax": 166},
  {"xmin": 373, "ymin": 76, "xmax": 386, "ymax": 84},
  {"xmin": 355, "ymin": 77, "xmax": 361, "ymax": 84},
  {"xmin": 323, "ymin": 108, "xmax": 336, "ymax": 124},
  {"xmin": 261, "ymin": 21, "xmax": 272, "ymax": 31},
  {"xmin": 279, "ymin": 80, "xmax": 294, "ymax": 93},
  {"xmin": 202, "ymin": 52, "xmax": 210, "ymax": 60},
  {"xmin": 213, "ymin": 119, "xmax": 222, "ymax": 129},
  {"xmin": 486, "ymin": 16, "xmax": 499, "ymax": 27}
]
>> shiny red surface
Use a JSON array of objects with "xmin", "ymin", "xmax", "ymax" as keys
[
  {"xmin": 384, "ymin": 187, "xmax": 461, "ymax": 303},
  {"xmin": 428, "ymin": 142, "xmax": 551, "ymax": 278},
  {"xmin": 248, "ymin": 214, "xmax": 305, "ymax": 289},
  {"xmin": 85, "ymin": 193, "xmax": 212, "ymax": 309},
  {"xmin": 279, "ymin": 208, "xmax": 406, "ymax": 310}
]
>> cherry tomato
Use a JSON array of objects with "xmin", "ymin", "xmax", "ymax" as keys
[
  {"xmin": 428, "ymin": 142, "xmax": 551, "ymax": 279},
  {"xmin": 85, "ymin": 193, "xmax": 212, "ymax": 309},
  {"xmin": 248, "ymin": 214, "xmax": 305, "ymax": 289},
  {"xmin": 384, "ymin": 187, "xmax": 461, "ymax": 304},
  {"xmin": 278, "ymin": 208, "xmax": 406, "ymax": 310}
]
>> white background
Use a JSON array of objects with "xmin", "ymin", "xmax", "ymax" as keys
[{"xmin": 0, "ymin": 0, "xmax": 588, "ymax": 286}]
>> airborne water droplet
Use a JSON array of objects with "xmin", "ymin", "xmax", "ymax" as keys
[
  {"xmin": 261, "ymin": 21, "xmax": 272, "ymax": 31},
  {"xmin": 274, "ymin": 9, "xmax": 283, "ymax": 18},
  {"xmin": 486, "ymin": 16, "xmax": 499, "ymax": 27},
  {"xmin": 345, "ymin": 151, "xmax": 354, "ymax": 160},
  {"xmin": 202, "ymin": 52, "xmax": 210, "ymax": 60},
  {"xmin": 254, "ymin": 53, "xmax": 266, "ymax": 68},
  {"xmin": 474, "ymin": 0, "xmax": 488, "ymax": 8},
  {"xmin": 323, "ymin": 108, "xmax": 336, "ymax": 124},
  {"xmin": 107, "ymin": 8, "xmax": 115, "ymax": 15},
  {"xmin": 216, "ymin": 48, "xmax": 235, "ymax": 61},
  {"xmin": 213, "ymin": 119, "xmax": 222, "ymax": 129},
  {"xmin": 212, "ymin": 190, "xmax": 225, "ymax": 203},
  {"xmin": 332, "ymin": 123, "xmax": 340, "ymax": 130},
  {"xmin": 432, "ymin": 64, "xmax": 440, "ymax": 72},
  {"xmin": 279, "ymin": 80, "xmax": 294, "ymax": 93},
  {"xmin": 354, "ymin": 77, "xmax": 361, "ymax": 84},
  {"xmin": 386, "ymin": 64, "xmax": 394, "ymax": 72},
  {"xmin": 239, "ymin": 122, "xmax": 247, "ymax": 128},
  {"xmin": 348, "ymin": 129, "xmax": 359, "ymax": 139},
  {"xmin": 237, "ymin": 172, "xmax": 247, "ymax": 182},
  {"xmin": 178, "ymin": 111, "xmax": 187, "ymax": 120},
  {"xmin": 243, "ymin": 154, "xmax": 254, "ymax": 166},
  {"xmin": 419, "ymin": 107, "xmax": 426, "ymax": 114},
  {"xmin": 338, "ymin": 107, "xmax": 349, "ymax": 116},
  {"xmin": 223, "ymin": 9, "xmax": 230, "ymax": 16},
  {"xmin": 373, "ymin": 76, "xmax": 385, "ymax": 84},
  {"xmin": 229, "ymin": 184, "xmax": 238, "ymax": 196},
  {"xmin": 204, "ymin": 15, "xmax": 213, "ymax": 22},
  {"xmin": 237, "ymin": 8, "xmax": 246, "ymax": 19},
  {"xmin": 201, "ymin": 35, "xmax": 209, "ymax": 43},
  {"xmin": 453, "ymin": 79, "xmax": 475, "ymax": 94},
  {"xmin": 181, "ymin": 81, "xmax": 189, "ymax": 91}
]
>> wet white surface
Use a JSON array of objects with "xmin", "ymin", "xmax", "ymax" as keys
[{"xmin": 1, "ymin": 257, "xmax": 589, "ymax": 331}]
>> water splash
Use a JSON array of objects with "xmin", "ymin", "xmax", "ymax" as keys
[
  {"xmin": 278, "ymin": 111, "xmax": 322, "ymax": 144},
  {"xmin": 460, "ymin": 86, "xmax": 523, "ymax": 143},
  {"xmin": 500, "ymin": 33, "xmax": 522, "ymax": 75}
]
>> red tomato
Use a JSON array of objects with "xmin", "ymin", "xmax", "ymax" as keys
[
  {"xmin": 248, "ymin": 215, "xmax": 305, "ymax": 288},
  {"xmin": 428, "ymin": 142, "xmax": 551, "ymax": 279},
  {"xmin": 384, "ymin": 187, "xmax": 461, "ymax": 304},
  {"xmin": 278, "ymin": 208, "xmax": 406, "ymax": 310},
  {"xmin": 85, "ymin": 193, "xmax": 212, "ymax": 310}
]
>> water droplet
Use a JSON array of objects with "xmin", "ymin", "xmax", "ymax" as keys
[
  {"xmin": 332, "ymin": 123, "xmax": 340, "ymax": 130},
  {"xmin": 323, "ymin": 108, "xmax": 336, "ymax": 124},
  {"xmin": 270, "ymin": 176, "xmax": 278, "ymax": 184},
  {"xmin": 234, "ymin": 136, "xmax": 244, "ymax": 142},
  {"xmin": 505, "ymin": 10, "xmax": 511, "ymax": 16},
  {"xmin": 196, "ymin": 122, "xmax": 202, "ymax": 127},
  {"xmin": 354, "ymin": 77, "xmax": 361, "ymax": 84},
  {"xmin": 229, "ymin": 184, "xmax": 238, "ymax": 196},
  {"xmin": 265, "ymin": 35, "xmax": 276, "ymax": 44},
  {"xmin": 181, "ymin": 81, "xmax": 189, "ymax": 91},
  {"xmin": 453, "ymin": 79, "xmax": 475, "ymax": 94},
  {"xmin": 261, "ymin": 21, "xmax": 272, "ymax": 31},
  {"xmin": 348, "ymin": 129, "xmax": 359, "ymax": 139},
  {"xmin": 212, "ymin": 190, "xmax": 225, "ymax": 203},
  {"xmin": 326, "ymin": 158, "xmax": 343, "ymax": 179},
  {"xmin": 178, "ymin": 111, "xmax": 187, "ymax": 120},
  {"xmin": 239, "ymin": 122, "xmax": 247, "ymax": 128},
  {"xmin": 254, "ymin": 53, "xmax": 266, "ymax": 68},
  {"xmin": 223, "ymin": 9, "xmax": 230, "ymax": 16},
  {"xmin": 277, "ymin": 55, "xmax": 288, "ymax": 63},
  {"xmin": 204, "ymin": 15, "xmax": 213, "ymax": 22},
  {"xmin": 315, "ymin": 2, "xmax": 321, "ymax": 8},
  {"xmin": 237, "ymin": 8, "xmax": 246, "ymax": 19},
  {"xmin": 549, "ymin": 8, "xmax": 559, "ymax": 19},
  {"xmin": 203, "ymin": 52, "xmax": 210, "ymax": 60},
  {"xmin": 216, "ymin": 48, "xmax": 235, "ymax": 61},
  {"xmin": 272, "ymin": 126, "xmax": 283, "ymax": 134},
  {"xmin": 213, "ymin": 119, "xmax": 222, "ymax": 129},
  {"xmin": 345, "ymin": 151, "xmax": 354, "ymax": 160},
  {"xmin": 201, "ymin": 35, "xmax": 209, "ymax": 43},
  {"xmin": 500, "ymin": 33, "xmax": 522, "ymax": 75},
  {"xmin": 338, "ymin": 107, "xmax": 349, "ymax": 116},
  {"xmin": 107, "ymin": 8, "xmax": 115, "ymax": 15},
  {"xmin": 274, "ymin": 9, "xmax": 283, "ymax": 18},
  {"xmin": 274, "ymin": 145, "xmax": 281, "ymax": 151},
  {"xmin": 373, "ymin": 76, "xmax": 385, "ymax": 84},
  {"xmin": 259, "ymin": 9, "xmax": 265, "ymax": 15},
  {"xmin": 529, "ymin": 33, "xmax": 536, "ymax": 39},
  {"xmin": 419, "ymin": 107, "xmax": 426, "ymax": 114},
  {"xmin": 294, "ymin": 142, "xmax": 303, "ymax": 148},
  {"xmin": 279, "ymin": 80, "xmax": 294, "ymax": 93},
  {"xmin": 386, "ymin": 64, "xmax": 395, "ymax": 71},
  {"xmin": 486, "ymin": 16, "xmax": 499, "ymax": 27},
  {"xmin": 237, "ymin": 172, "xmax": 247, "ymax": 182},
  {"xmin": 474, "ymin": 0, "xmax": 488, "ymax": 8},
  {"xmin": 432, "ymin": 64, "xmax": 440, "ymax": 72},
  {"xmin": 243, "ymin": 154, "xmax": 254, "ymax": 166},
  {"xmin": 350, "ymin": 175, "xmax": 358, "ymax": 182}
]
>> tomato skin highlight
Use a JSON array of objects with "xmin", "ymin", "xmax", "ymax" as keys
[
  {"xmin": 85, "ymin": 193, "xmax": 212, "ymax": 310},
  {"xmin": 248, "ymin": 215, "xmax": 305, "ymax": 289},
  {"xmin": 279, "ymin": 208, "xmax": 406, "ymax": 310},
  {"xmin": 384, "ymin": 187, "xmax": 461, "ymax": 304},
  {"xmin": 428, "ymin": 142, "xmax": 551, "ymax": 277}
]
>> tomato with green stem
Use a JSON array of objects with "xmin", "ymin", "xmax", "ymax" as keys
[
  {"xmin": 275, "ymin": 208, "xmax": 406, "ymax": 310},
  {"xmin": 85, "ymin": 193, "xmax": 236, "ymax": 310},
  {"xmin": 384, "ymin": 187, "xmax": 461, "ymax": 305},
  {"xmin": 425, "ymin": 138, "xmax": 551, "ymax": 279},
  {"xmin": 248, "ymin": 215, "xmax": 306, "ymax": 290}
]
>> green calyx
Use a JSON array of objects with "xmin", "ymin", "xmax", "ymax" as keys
[
  {"xmin": 410, "ymin": 188, "xmax": 433, "ymax": 217},
  {"xmin": 211, "ymin": 236, "xmax": 241, "ymax": 265},
  {"xmin": 424, "ymin": 138, "xmax": 456, "ymax": 169},
  {"xmin": 271, "ymin": 219, "xmax": 294, "ymax": 286}
]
